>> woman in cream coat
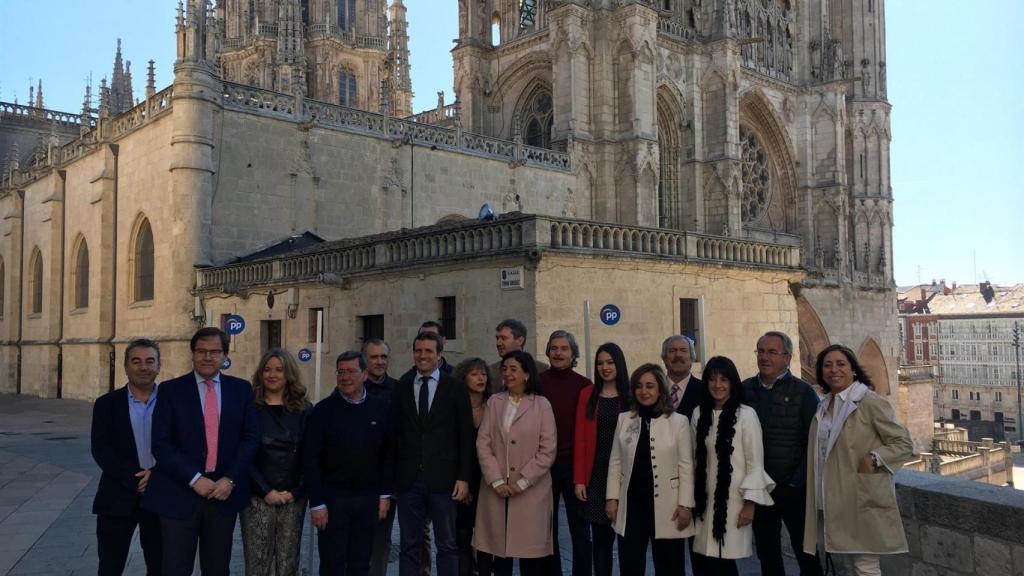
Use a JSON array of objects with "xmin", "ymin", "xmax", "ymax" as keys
[
  {"xmin": 605, "ymin": 363, "xmax": 695, "ymax": 576},
  {"xmin": 689, "ymin": 356, "xmax": 774, "ymax": 576},
  {"xmin": 803, "ymin": 344, "xmax": 913, "ymax": 576}
]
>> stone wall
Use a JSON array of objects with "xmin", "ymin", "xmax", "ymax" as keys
[
  {"xmin": 898, "ymin": 364, "xmax": 936, "ymax": 454},
  {"xmin": 873, "ymin": 471, "xmax": 1024, "ymax": 576}
]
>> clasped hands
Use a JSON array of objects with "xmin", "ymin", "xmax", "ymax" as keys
[{"xmin": 192, "ymin": 476, "xmax": 234, "ymax": 500}]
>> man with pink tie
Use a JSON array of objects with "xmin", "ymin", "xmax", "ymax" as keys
[{"xmin": 142, "ymin": 327, "xmax": 260, "ymax": 576}]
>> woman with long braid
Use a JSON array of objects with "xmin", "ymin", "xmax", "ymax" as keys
[{"xmin": 690, "ymin": 356, "xmax": 775, "ymax": 575}]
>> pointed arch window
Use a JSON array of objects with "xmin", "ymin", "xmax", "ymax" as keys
[
  {"xmin": 339, "ymin": 69, "xmax": 358, "ymax": 107},
  {"xmin": 519, "ymin": 0, "xmax": 537, "ymax": 29},
  {"xmin": 134, "ymin": 219, "xmax": 154, "ymax": 303},
  {"xmin": 338, "ymin": 0, "xmax": 357, "ymax": 31},
  {"xmin": 491, "ymin": 13, "xmax": 502, "ymax": 46},
  {"xmin": 73, "ymin": 239, "xmax": 90, "ymax": 310},
  {"xmin": 521, "ymin": 87, "xmax": 553, "ymax": 149},
  {"xmin": 29, "ymin": 249, "xmax": 43, "ymax": 315}
]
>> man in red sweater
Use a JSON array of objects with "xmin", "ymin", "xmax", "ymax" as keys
[{"xmin": 539, "ymin": 330, "xmax": 593, "ymax": 576}]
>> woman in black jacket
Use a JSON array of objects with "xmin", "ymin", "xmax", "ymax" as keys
[
  {"xmin": 454, "ymin": 357, "xmax": 492, "ymax": 576},
  {"xmin": 241, "ymin": 348, "xmax": 311, "ymax": 576}
]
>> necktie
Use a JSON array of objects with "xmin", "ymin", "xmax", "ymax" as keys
[
  {"xmin": 670, "ymin": 383, "xmax": 681, "ymax": 408},
  {"xmin": 418, "ymin": 376, "xmax": 431, "ymax": 419},
  {"xmin": 203, "ymin": 379, "xmax": 219, "ymax": 472}
]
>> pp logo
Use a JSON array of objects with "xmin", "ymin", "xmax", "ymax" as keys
[
  {"xmin": 221, "ymin": 357, "xmax": 232, "ymax": 371},
  {"xmin": 298, "ymin": 349, "xmax": 313, "ymax": 363},
  {"xmin": 224, "ymin": 314, "xmax": 246, "ymax": 335},
  {"xmin": 599, "ymin": 304, "xmax": 621, "ymax": 326}
]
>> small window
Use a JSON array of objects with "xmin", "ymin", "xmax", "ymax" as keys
[
  {"xmin": 134, "ymin": 219, "xmax": 155, "ymax": 302},
  {"xmin": 913, "ymin": 323, "xmax": 922, "ymax": 337},
  {"xmin": 951, "ymin": 389, "xmax": 959, "ymax": 400},
  {"xmin": 969, "ymin": 410, "xmax": 981, "ymax": 421},
  {"xmin": 261, "ymin": 320, "xmax": 282, "ymax": 351},
  {"xmin": 74, "ymin": 239, "xmax": 90, "ymax": 309},
  {"xmin": 360, "ymin": 314, "xmax": 384, "ymax": 342},
  {"xmin": 438, "ymin": 296, "xmax": 457, "ymax": 340},
  {"xmin": 951, "ymin": 408, "xmax": 960, "ymax": 420},
  {"xmin": 308, "ymin": 308, "xmax": 325, "ymax": 342},
  {"xmin": 519, "ymin": 0, "xmax": 537, "ymax": 29},
  {"xmin": 995, "ymin": 391, "xmax": 1003, "ymax": 403},
  {"xmin": 491, "ymin": 13, "xmax": 501, "ymax": 46},
  {"xmin": 914, "ymin": 343, "xmax": 922, "ymax": 358},
  {"xmin": 679, "ymin": 297, "xmax": 703, "ymax": 361},
  {"xmin": 30, "ymin": 249, "xmax": 43, "ymax": 315}
]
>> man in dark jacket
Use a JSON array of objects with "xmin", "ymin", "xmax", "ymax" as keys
[
  {"xmin": 391, "ymin": 331, "xmax": 474, "ymax": 576},
  {"xmin": 92, "ymin": 338, "xmax": 164, "ymax": 576},
  {"xmin": 662, "ymin": 334, "xmax": 703, "ymax": 419},
  {"xmin": 742, "ymin": 331, "xmax": 822, "ymax": 576},
  {"xmin": 363, "ymin": 337, "xmax": 402, "ymax": 576}
]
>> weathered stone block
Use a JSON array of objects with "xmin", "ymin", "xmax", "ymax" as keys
[
  {"xmin": 974, "ymin": 536, "xmax": 1011, "ymax": 576},
  {"xmin": 1013, "ymin": 545, "xmax": 1024, "ymax": 576},
  {"xmin": 920, "ymin": 525, "xmax": 973, "ymax": 570},
  {"xmin": 910, "ymin": 562, "xmax": 939, "ymax": 576}
]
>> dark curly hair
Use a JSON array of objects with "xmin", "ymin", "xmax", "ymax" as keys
[
  {"xmin": 693, "ymin": 356, "xmax": 743, "ymax": 551},
  {"xmin": 815, "ymin": 344, "xmax": 873, "ymax": 393}
]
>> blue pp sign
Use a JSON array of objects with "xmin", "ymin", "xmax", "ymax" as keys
[
  {"xmin": 599, "ymin": 304, "xmax": 621, "ymax": 326},
  {"xmin": 221, "ymin": 357, "xmax": 232, "ymax": 371},
  {"xmin": 224, "ymin": 314, "xmax": 246, "ymax": 335},
  {"xmin": 298, "ymin": 349, "xmax": 313, "ymax": 363}
]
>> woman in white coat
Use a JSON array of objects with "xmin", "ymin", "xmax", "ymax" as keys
[
  {"xmin": 690, "ymin": 356, "xmax": 775, "ymax": 576},
  {"xmin": 605, "ymin": 363, "xmax": 695, "ymax": 575}
]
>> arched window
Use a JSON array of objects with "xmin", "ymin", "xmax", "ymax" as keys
[
  {"xmin": 491, "ymin": 13, "xmax": 501, "ymax": 46},
  {"xmin": 339, "ymin": 69, "xmax": 357, "ymax": 107},
  {"xmin": 520, "ymin": 86, "xmax": 553, "ymax": 149},
  {"xmin": 29, "ymin": 248, "xmax": 43, "ymax": 315},
  {"xmin": 337, "ymin": 0, "xmax": 356, "ymax": 30},
  {"xmin": 134, "ymin": 219, "xmax": 154, "ymax": 302},
  {"xmin": 519, "ymin": 0, "xmax": 537, "ymax": 29},
  {"xmin": 73, "ymin": 239, "xmax": 90, "ymax": 309}
]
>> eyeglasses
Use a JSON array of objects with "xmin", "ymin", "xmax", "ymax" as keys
[
  {"xmin": 194, "ymin": 348, "xmax": 224, "ymax": 358},
  {"xmin": 335, "ymin": 369, "xmax": 363, "ymax": 376},
  {"xmin": 755, "ymin": 349, "xmax": 788, "ymax": 357}
]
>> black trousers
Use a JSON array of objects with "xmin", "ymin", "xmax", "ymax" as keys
[
  {"xmin": 589, "ymin": 522, "xmax": 616, "ymax": 576},
  {"xmin": 96, "ymin": 508, "xmax": 163, "ymax": 576},
  {"xmin": 477, "ymin": 554, "xmax": 545, "ymax": 576},
  {"xmin": 752, "ymin": 484, "xmax": 822, "ymax": 576},
  {"xmin": 691, "ymin": 553, "xmax": 739, "ymax": 576},
  {"xmin": 544, "ymin": 463, "xmax": 592, "ymax": 576},
  {"xmin": 319, "ymin": 488, "xmax": 379, "ymax": 576},
  {"xmin": 370, "ymin": 497, "xmax": 397, "ymax": 576},
  {"xmin": 617, "ymin": 532, "xmax": 684, "ymax": 576},
  {"xmin": 159, "ymin": 499, "xmax": 237, "ymax": 576}
]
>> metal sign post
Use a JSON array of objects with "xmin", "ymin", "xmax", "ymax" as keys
[
  {"xmin": 583, "ymin": 300, "xmax": 592, "ymax": 380},
  {"xmin": 304, "ymin": 309, "xmax": 325, "ymax": 575}
]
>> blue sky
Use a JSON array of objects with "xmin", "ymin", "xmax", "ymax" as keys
[{"xmin": 1, "ymin": 1, "xmax": 1019, "ymax": 286}]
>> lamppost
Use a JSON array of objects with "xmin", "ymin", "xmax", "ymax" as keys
[{"xmin": 1013, "ymin": 321, "xmax": 1022, "ymax": 444}]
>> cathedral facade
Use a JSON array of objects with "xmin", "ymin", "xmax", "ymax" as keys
[{"xmin": 0, "ymin": 0, "xmax": 898, "ymax": 401}]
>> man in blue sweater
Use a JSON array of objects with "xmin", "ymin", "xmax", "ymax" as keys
[{"xmin": 305, "ymin": 350, "xmax": 393, "ymax": 576}]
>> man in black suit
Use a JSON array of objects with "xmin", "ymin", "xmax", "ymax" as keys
[
  {"xmin": 399, "ymin": 321, "xmax": 454, "ymax": 381},
  {"xmin": 662, "ymin": 334, "xmax": 704, "ymax": 419},
  {"xmin": 392, "ymin": 331, "xmax": 474, "ymax": 576},
  {"xmin": 142, "ymin": 327, "xmax": 260, "ymax": 576},
  {"xmin": 92, "ymin": 338, "xmax": 164, "ymax": 575}
]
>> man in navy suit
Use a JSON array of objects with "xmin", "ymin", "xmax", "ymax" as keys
[
  {"xmin": 92, "ymin": 338, "xmax": 164, "ymax": 575},
  {"xmin": 142, "ymin": 327, "xmax": 260, "ymax": 576}
]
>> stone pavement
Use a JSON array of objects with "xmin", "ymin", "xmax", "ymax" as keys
[{"xmin": 0, "ymin": 393, "xmax": 797, "ymax": 575}]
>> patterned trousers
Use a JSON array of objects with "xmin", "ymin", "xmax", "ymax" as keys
[{"xmin": 240, "ymin": 495, "xmax": 308, "ymax": 576}]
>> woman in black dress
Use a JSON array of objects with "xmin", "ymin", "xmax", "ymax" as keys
[{"xmin": 573, "ymin": 343, "xmax": 631, "ymax": 576}]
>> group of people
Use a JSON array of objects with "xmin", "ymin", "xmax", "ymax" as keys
[{"xmin": 90, "ymin": 320, "xmax": 913, "ymax": 576}]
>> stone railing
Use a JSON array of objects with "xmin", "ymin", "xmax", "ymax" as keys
[
  {"xmin": 657, "ymin": 19, "xmax": 697, "ymax": 42},
  {"xmin": 899, "ymin": 364, "xmax": 935, "ymax": 381},
  {"xmin": 406, "ymin": 103, "xmax": 461, "ymax": 126},
  {"xmin": 0, "ymin": 101, "xmax": 91, "ymax": 129},
  {"xmin": 217, "ymin": 83, "xmax": 572, "ymax": 172},
  {"xmin": 870, "ymin": 471, "xmax": 1024, "ymax": 576},
  {"xmin": 195, "ymin": 215, "xmax": 801, "ymax": 293},
  {"xmin": 110, "ymin": 86, "xmax": 174, "ymax": 139}
]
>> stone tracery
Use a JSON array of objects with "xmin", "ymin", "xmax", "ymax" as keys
[{"xmin": 739, "ymin": 124, "xmax": 770, "ymax": 224}]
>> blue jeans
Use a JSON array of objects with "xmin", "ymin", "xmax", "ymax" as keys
[{"xmin": 397, "ymin": 475, "xmax": 458, "ymax": 576}]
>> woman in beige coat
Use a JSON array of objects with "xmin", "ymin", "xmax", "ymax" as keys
[
  {"xmin": 803, "ymin": 344, "xmax": 913, "ymax": 576},
  {"xmin": 605, "ymin": 363, "xmax": 695, "ymax": 575},
  {"xmin": 473, "ymin": 351, "xmax": 556, "ymax": 576}
]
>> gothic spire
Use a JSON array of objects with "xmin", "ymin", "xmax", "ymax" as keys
[
  {"xmin": 146, "ymin": 60, "xmax": 156, "ymax": 98},
  {"xmin": 36, "ymin": 80, "xmax": 44, "ymax": 110},
  {"xmin": 387, "ymin": 0, "xmax": 412, "ymax": 117}
]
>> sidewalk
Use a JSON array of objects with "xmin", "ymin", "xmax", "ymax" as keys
[{"xmin": 0, "ymin": 393, "xmax": 792, "ymax": 575}]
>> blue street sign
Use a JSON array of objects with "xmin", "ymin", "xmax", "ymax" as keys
[
  {"xmin": 298, "ymin": 349, "xmax": 313, "ymax": 362},
  {"xmin": 221, "ymin": 357, "xmax": 232, "ymax": 371},
  {"xmin": 224, "ymin": 314, "xmax": 246, "ymax": 335},
  {"xmin": 600, "ymin": 304, "xmax": 621, "ymax": 326}
]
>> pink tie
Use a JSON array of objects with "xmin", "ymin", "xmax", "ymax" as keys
[
  {"xmin": 670, "ymin": 383, "xmax": 681, "ymax": 408},
  {"xmin": 203, "ymin": 379, "xmax": 219, "ymax": 473}
]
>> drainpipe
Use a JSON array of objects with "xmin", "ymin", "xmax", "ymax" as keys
[
  {"xmin": 107, "ymin": 144, "xmax": 119, "ymax": 392},
  {"xmin": 15, "ymin": 190, "xmax": 24, "ymax": 394},
  {"xmin": 56, "ymin": 170, "xmax": 66, "ymax": 398}
]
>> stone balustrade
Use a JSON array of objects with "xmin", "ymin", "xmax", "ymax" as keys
[
  {"xmin": 406, "ymin": 103, "xmax": 461, "ymax": 125},
  {"xmin": 0, "ymin": 101, "xmax": 90, "ymax": 129},
  {"xmin": 657, "ymin": 19, "xmax": 697, "ymax": 42},
  {"xmin": 195, "ymin": 214, "xmax": 802, "ymax": 293}
]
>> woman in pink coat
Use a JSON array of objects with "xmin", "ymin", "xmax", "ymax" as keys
[{"xmin": 473, "ymin": 350, "xmax": 557, "ymax": 576}]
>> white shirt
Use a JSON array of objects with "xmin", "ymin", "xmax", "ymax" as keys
[
  {"xmin": 413, "ymin": 368, "xmax": 441, "ymax": 415},
  {"xmin": 815, "ymin": 385, "xmax": 855, "ymax": 509},
  {"xmin": 669, "ymin": 373, "xmax": 692, "ymax": 410}
]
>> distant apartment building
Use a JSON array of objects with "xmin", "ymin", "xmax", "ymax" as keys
[{"xmin": 899, "ymin": 282, "xmax": 1024, "ymax": 441}]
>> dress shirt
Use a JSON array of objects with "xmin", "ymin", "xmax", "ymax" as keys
[
  {"xmin": 413, "ymin": 368, "xmax": 441, "ymax": 415},
  {"xmin": 126, "ymin": 385, "xmax": 158, "ymax": 469},
  {"xmin": 339, "ymin": 387, "xmax": 367, "ymax": 405},
  {"xmin": 815, "ymin": 385, "xmax": 855, "ymax": 508},
  {"xmin": 757, "ymin": 369, "xmax": 790, "ymax": 390},
  {"xmin": 669, "ymin": 373, "xmax": 692, "ymax": 410}
]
